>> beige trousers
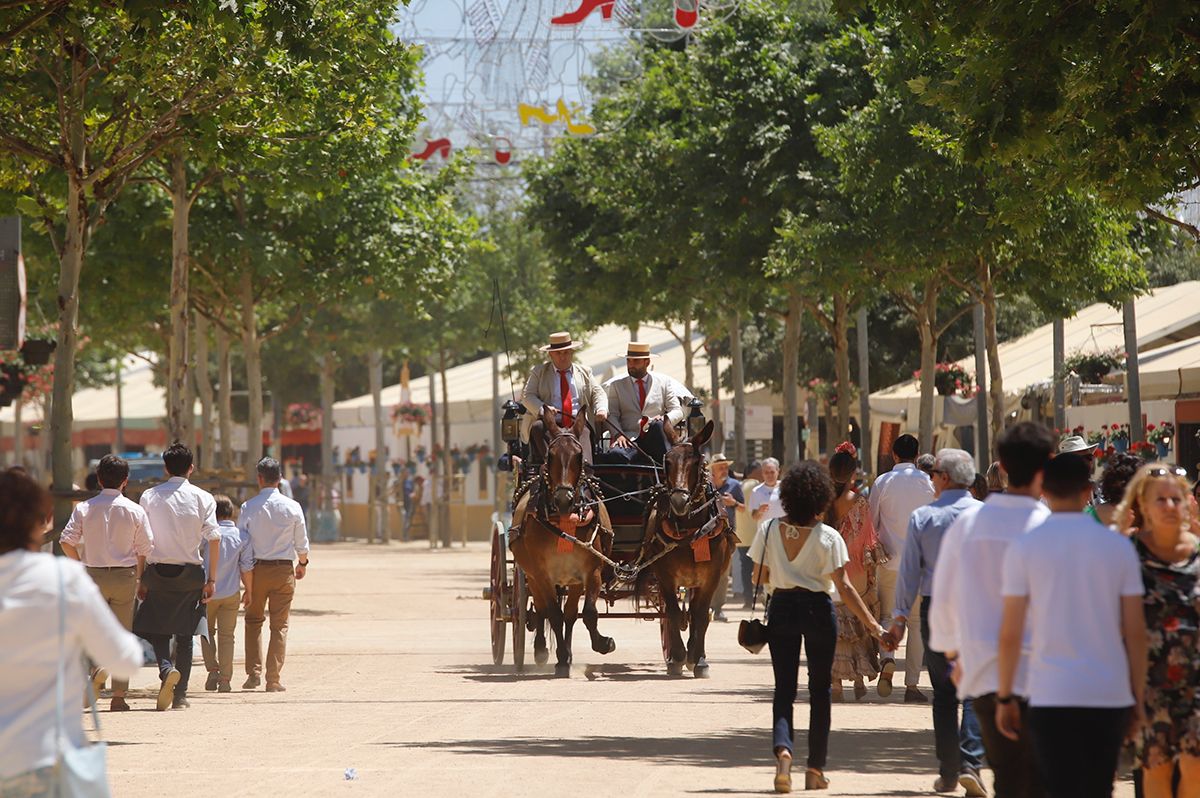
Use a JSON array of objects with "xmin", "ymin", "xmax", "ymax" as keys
[
  {"xmin": 85, "ymin": 566, "xmax": 137, "ymax": 694},
  {"xmin": 200, "ymin": 591, "xmax": 241, "ymax": 682},
  {"xmin": 244, "ymin": 562, "xmax": 295, "ymax": 684},
  {"xmin": 877, "ymin": 567, "xmax": 923, "ymax": 688}
]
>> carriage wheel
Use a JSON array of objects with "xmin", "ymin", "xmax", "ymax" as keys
[
  {"xmin": 512, "ymin": 566, "xmax": 528, "ymax": 670},
  {"xmin": 490, "ymin": 522, "xmax": 508, "ymax": 666}
]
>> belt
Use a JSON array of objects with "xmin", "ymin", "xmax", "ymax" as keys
[
  {"xmin": 257, "ymin": 559, "xmax": 293, "ymax": 565},
  {"xmin": 773, "ymin": 586, "xmax": 820, "ymax": 594},
  {"xmin": 86, "ymin": 565, "xmax": 136, "ymax": 571}
]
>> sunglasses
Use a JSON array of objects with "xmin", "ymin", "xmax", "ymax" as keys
[{"xmin": 1146, "ymin": 466, "xmax": 1189, "ymax": 478}]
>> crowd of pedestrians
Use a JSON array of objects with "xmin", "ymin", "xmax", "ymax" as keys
[
  {"xmin": 0, "ymin": 445, "xmax": 310, "ymax": 795},
  {"xmin": 749, "ymin": 421, "xmax": 1200, "ymax": 798}
]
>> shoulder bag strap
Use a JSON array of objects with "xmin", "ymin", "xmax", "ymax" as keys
[
  {"xmin": 56, "ymin": 559, "xmax": 104, "ymax": 747},
  {"xmin": 751, "ymin": 519, "xmax": 774, "ymax": 617}
]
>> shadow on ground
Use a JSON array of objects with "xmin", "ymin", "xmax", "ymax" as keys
[{"xmin": 376, "ymin": 727, "xmax": 935, "ymax": 775}]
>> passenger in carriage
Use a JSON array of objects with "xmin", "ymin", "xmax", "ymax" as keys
[
  {"xmin": 600, "ymin": 341, "xmax": 686, "ymax": 465},
  {"xmin": 520, "ymin": 331, "xmax": 609, "ymax": 466}
]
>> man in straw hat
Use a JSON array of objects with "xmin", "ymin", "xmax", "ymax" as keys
[
  {"xmin": 521, "ymin": 331, "xmax": 608, "ymax": 465},
  {"xmin": 602, "ymin": 341, "xmax": 686, "ymax": 464},
  {"xmin": 1056, "ymin": 434, "xmax": 1101, "ymax": 507}
]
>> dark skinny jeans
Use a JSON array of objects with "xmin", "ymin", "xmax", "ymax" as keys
[
  {"xmin": 1029, "ymin": 706, "xmax": 1129, "ymax": 798},
  {"xmin": 766, "ymin": 589, "xmax": 837, "ymax": 770}
]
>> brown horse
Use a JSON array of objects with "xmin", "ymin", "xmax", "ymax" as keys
[
  {"xmin": 509, "ymin": 406, "xmax": 616, "ymax": 676},
  {"xmin": 637, "ymin": 420, "xmax": 736, "ymax": 677}
]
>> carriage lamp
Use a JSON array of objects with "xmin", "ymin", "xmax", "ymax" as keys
[
  {"xmin": 686, "ymin": 398, "xmax": 705, "ymax": 438},
  {"xmin": 501, "ymin": 399, "xmax": 526, "ymax": 446}
]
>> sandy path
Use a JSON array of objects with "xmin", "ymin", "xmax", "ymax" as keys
[{"xmin": 100, "ymin": 542, "xmax": 1133, "ymax": 797}]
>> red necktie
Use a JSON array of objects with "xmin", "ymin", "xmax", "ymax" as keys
[
  {"xmin": 637, "ymin": 378, "xmax": 647, "ymax": 410},
  {"xmin": 559, "ymin": 370, "xmax": 573, "ymax": 423}
]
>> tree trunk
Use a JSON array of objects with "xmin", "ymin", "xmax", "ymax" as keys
[
  {"xmin": 833, "ymin": 293, "xmax": 853, "ymax": 449},
  {"xmin": 782, "ymin": 290, "xmax": 801, "ymax": 466},
  {"xmin": 981, "ymin": 280, "xmax": 1004, "ymax": 459},
  {"xmin": 368, "ymin": 349, "xmax": 387, "ymax": 543},
  {"xmin": 51, "ymin": 172, "xmax": 87, "ymax": 533},
  {"xmin": 730, "ymin": 311, "xmax": 747, "ymax": 467},
  {"xmin": 439, "ymin": 348, "xmax": 452, "ymax": 549},
  {"xmin": 13, "ymin": 398, "xmax": 23, "ymax": 470},
  {"xmin": 707, "ymin": 339, "xmax": 723, "ymax": 452},
  {"xmin": 427, "ymin": 356, "xmax": 440, "ymax": 549},
  {"xmin": 216, "ymin": 325, "xmax": 234, "ymax": 470},
  {"xmin": 240, "ymin": 271, "xmax": 264, "ymax": 480},
  {"xmin": 166, "ymin": 150, "xmax": 191, "ymax": 444},
  {"xmin": 856, "ymin": 305, "xmax": 873, "ymax": 476},
  {"xmin": 319, "ymin": 351, "xmax": 336, "ymax": 534},
  {"xmin": 193, "ymin": 311, "xmax": 213, "ymax": 470},
  {"xmin": 680, "ymin": 312, "xmax": 695, "ymax": 392},
  {"xmin": 916, "ymin": 288, "xmax": 938, "ymax": 453}
]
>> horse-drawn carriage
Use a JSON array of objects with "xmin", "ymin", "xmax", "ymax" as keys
[{"xmin": 488, "ymin": 400, "xmax": 737, "ymax": 676}]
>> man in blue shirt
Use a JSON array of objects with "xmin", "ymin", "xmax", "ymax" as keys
[
  {"xmin": 200, "ymin": 494, "xmax": 255, "ymax": 693},
  {"xmin": 707, "ymin": 453, "xmax": 744, "ymax": 622},
  {"xmin": 888, "ymin": 448, "xmax": 986, "ymax": 797}
]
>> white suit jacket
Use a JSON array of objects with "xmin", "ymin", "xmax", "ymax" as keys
[
  {"xmin": 521, "ymin": 361, "xmax": 607, "ymax": 431},
  {"xmin": 604, "ymin": 372, "xmax": 684, "ymax": 438}
]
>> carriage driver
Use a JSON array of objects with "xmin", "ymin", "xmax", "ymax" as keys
[
  {"xmin": 521, "ymin": 331, "xmax": 608, "ymax": 465},
  {"xmin": 602, "ymin": 341, "xmax": 685, "ymax": 464}
]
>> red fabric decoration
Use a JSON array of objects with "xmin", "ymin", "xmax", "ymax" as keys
[
  {"xmin": 691, "ymin": 537, "xmax": 711, "ymax": 562},
  {"xmin": 835, "ymin": 441, "xmax": 858, "ymax": 457}
]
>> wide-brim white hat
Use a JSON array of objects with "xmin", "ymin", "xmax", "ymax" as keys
[
  {"xmin": 1058, "ymin": 435, "xmax": 1099, "ymax": 455},
  {"xmin": 539, "ymin": 331, "xmax": 583, "ymax": 352}
]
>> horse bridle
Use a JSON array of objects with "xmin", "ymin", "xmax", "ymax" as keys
[
  {"xmin": 539, "ymin": 429, "xmax": 587, "ymax": 518},
  {"xmin": 660, "ymin": 441, "xmax": 716, "ymax": 521}
]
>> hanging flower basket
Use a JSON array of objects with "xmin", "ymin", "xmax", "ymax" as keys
[
  {"xmin": 914, "ymin": 363, "xmax": 974, "ymax": 397},
  {"xmin": 1061, "ymin": 348, "xmax": 1124, "ymax": 384},
  {"xmin": 392, "ymin": 402, "xmax": 429, "ymax": 427},
  {"xmin": 286, "ymin": 402, "xmax": 321, "ymax": 429}
]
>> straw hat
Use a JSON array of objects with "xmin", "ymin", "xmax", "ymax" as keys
[
  {"xmin": 617, "ymin": 341, "xmax": 659, "ymax": 359},
  {"xmin": 1058, "ymin": 435, "xmax": 1099, "ymax": 455},
  {"xmin": 539, "ymin": 331, "xmax": 583, "ymax": 352},
  {"xmin": 710, "ymin": 452, "xmax": 733, "ymax": 465}
]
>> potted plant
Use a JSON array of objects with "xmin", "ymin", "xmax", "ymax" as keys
[
  {"xmin": 1061, "ymin": 348, "xmax": 1125, "ymax": 384},
  {"xmin": 1147, "ymin": 421, "xmax": 1176, "ymax": 460},
  {"xmin": 915, "ymin": 363, "xmax": 973, "ymax": 397},
  {"xmin": 1109, "ymin": 424, "xmax": 1131, "ymax": 453},
  {"xmin": 392, "ymin": 402, "xmax": 429, "ymax": 428}
]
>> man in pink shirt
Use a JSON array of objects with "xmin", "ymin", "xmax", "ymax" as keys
[{"xmin": 61, "ymin": 454, "xmax": 154, "ymax": 711}]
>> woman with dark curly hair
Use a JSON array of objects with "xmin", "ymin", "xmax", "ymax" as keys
[
  {"xmin": 0, "ymin": 469, "xmax": 143, "ymax": 795},
  {"xmin": 1092, "ymin": 452, "xmax": 1142, "ymax": 527},
  {"xmin": 750, "ymin": 461, "xmax": 887, "ymax": 793}
]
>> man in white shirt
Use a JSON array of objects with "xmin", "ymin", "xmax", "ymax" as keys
[
  {"xmin": 929, "ymin": 421, "xmax": 1056, "ymax": 798},
  {"xmin": 602, "ymin": 341, "xmax": 685, "ymax": 464},
  {"xmin": 240, "ymin": 457, "xmax": 310, "ymax": 692},
  {"xmin": 749, "ymin": 458, "xmax": 785, "ymax": 527},
  {"xmin": 869, "ymin": 433, "xmax": 935, "ymax": 701},
  {"xmin": 996, "ymin": 453, "xmax": 1147, "ymax": 798},
  {"xmin": 61, "ymin": 454, "xmax": 153, "ymax": 711},
  {"xmin": 135, "ymin": 443, "xmax": 220, "ymax": 711}
]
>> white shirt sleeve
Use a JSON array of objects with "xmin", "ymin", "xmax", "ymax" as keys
[
  {"xmin": 293, "ymin": 507, "xmax": 311, "ymax": 556},
  {"xmin": 60, "ymin": 504, "xmax": 85, "ymax": 547},
  {"xmin": 868, "ymin": 476, "xmax": 884, "ymax": 531},
  {"xmin": 928, "ymin": 516, "xmax": 965, "ymax": 653},
  {"xmin": 1118, "ymin": 539, "xmax": 1146, "ymax": 597},
  {"xmin": 1000, "ymin": 538, "xmax": 1030, "ymax": 598},
  {"xmin": 69, "ymin": 562, "xmax": 143, "ymax": 679},
  {"xmin": 825, "ymin": 526, "xmax": 850, "ymax": 574},
  {"xmin": 748, "ymin": 519, "xmax": 770, "ymax": 565},
  {"xmin": 200, "ymin": 493, "xmax": 220, "ymax": 541},
  {"xmin": 133, "ymin": 506, "xmax": 154, "ymax": 558}
]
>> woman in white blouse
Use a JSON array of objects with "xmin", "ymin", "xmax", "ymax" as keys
[
  {"xmin": 750, "ymin": 461, "xmax": 888, "ymax": 793},
  {"xmin": 0, "ymin": 469, "xmax": 143, "ymax": 796}
]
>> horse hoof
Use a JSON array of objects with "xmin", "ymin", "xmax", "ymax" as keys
[
  {"xmin": 594, "ymin": 637, "xmax": 616, "ymax": 655},
  {"xmin": 535, "ymin": 648, "xmax": 550, "ymax": 666},
  {"xmin": 554, "ymin": 663, "xmax": 571, "ymax": 678},
  {"xmin": 666, "ymin": 662, "xmax": 684, "ymax": 677}
]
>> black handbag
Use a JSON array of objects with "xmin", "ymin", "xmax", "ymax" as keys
[{"xmin": 737, "ymin": 519, "xmax": 773, "ymax": 654}]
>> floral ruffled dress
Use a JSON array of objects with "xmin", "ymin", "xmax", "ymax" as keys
[{"xmin": 1135, "ymin": 536, "xmax": 1200, "ymax": 769}]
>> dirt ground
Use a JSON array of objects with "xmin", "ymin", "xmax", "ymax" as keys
[{"xmin": 99, "ymin": 541, "xmax": 1134, "ymax": 797}]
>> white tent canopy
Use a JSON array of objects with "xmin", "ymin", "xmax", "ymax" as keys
[{"xmin": 869, "ymin": 281, "xmax": 1200, "ymax": 419}]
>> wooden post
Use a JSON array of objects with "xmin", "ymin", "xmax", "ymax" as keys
[
  {"xmin": 1053, "ymin": 318, "xmax": 1066, "ymax": 430},
  {"xmin": 856, "ymin": 306, "xmax": 872, "ymax": 476},
  {"xmin": 973, "ymin": 304, "xmax": 989, "ymax": 470},
  {"xmin": 1124, "ymin": 301, "xmax": 1143, "ymax": 442}
]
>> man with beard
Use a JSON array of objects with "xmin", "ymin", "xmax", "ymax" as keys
[{"xmin": 602, "ymin": 341, "xmax": 685, "ymax": 464}]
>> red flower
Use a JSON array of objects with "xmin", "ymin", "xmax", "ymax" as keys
[
  {"xmin": 1164, "ymin": 616, "xmax": 1181, "ymax": 632},
  {"xmin": 1167, "ymin": 664, "xmax": 1186, "ymax": 683},
  {"xmin": 1147, "ymin": 424, "xmax": 1157, "ymax": 431}
]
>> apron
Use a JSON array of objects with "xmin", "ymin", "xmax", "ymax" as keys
[{"xmin": 133, "ymin": 563, "xmax": 206, "ymax": 637}]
